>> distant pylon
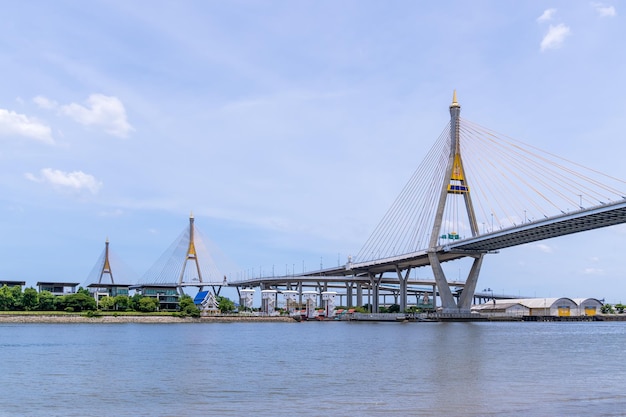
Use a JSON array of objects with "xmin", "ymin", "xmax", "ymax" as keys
[
  {"xmin": 428, "ymin": 91, "xmax": 484, "ymax": 313},
  {"xmin": 98, "ymin": 237, "xmax": 115, "ymax": 284},
  {"xmin": 177, "ymin": 212, "xmax": 204, "ymax": 291}
]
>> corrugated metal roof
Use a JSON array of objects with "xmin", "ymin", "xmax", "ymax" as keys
[
  {"xmin": 491, "ymin": 297, "xmax": 580, "ymax": 308},
  {"xmin": 473, "ymin": 302, "xmax": 527, "ymax": 311}
]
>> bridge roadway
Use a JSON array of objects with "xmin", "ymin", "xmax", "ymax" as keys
[
  {"xmin": 232, "ymin": 274, "xmax": 465, "ymax": 291},
  {"xmin": 232, "ymin": 198, "xmax": 626, "ymax": 286}
]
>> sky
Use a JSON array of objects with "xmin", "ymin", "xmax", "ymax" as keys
[{"xmin": 1, "ymin": 1, "xmax": 625, "ymax": 303}]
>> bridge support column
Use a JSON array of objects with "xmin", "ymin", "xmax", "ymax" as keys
[
  {"xmin": 396, "ymin": 267, "xmax": 410, "ymax": 313},
  {"xmin": 428, "ymin": 251, "xmax": 484, "ymax": 314},
  {"xmin": 320, "ymin": 282, "xmax": 327, "ymax": 308},
  {"xmin": 428, "ymin": 251, "xmax": 458, "ymax": 313},
  {"xmin": 356, "ymin": 284, "xmax": 363, "ymax": 307},
  {"xmin": 458, "ymin": 255, "xmax": 484, "ymax": 311},
  {"xmin": 345, "ymin": 282, "xmax": 353, "ymax": 308},
  {"xmin": 369, "ymin": 273, "xmax": 383, "ymax": 313}
]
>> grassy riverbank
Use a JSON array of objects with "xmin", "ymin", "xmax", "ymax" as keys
[{"xmin": 0, "ymin": 312, "xmax": 298, "ymax": 323}]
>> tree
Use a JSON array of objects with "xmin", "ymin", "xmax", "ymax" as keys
[
  {"xmin": 601, "ymin": 303, "xmax": 615, "ymax": 314},
  {"xmin": 98, "ymin": 296, "xmax": 116, "ymax": 311},
  {"xmin": 60, "ymin": 293, "xmax": 97, "ymax": 312},
  {"xmin": 22, "ymin": 288, "xmax": 39, "ymax": 311},
  {"xmin": 114, "ymin": 295, "xmax": 130, "ymax": 311},
  {"xmin": 38, "ymin": 291, "xmax": 55, "ymax": 311},
  {"xmin": 53, "ymin": 295, "xmax": 66, "ymax": 311},
  {"xmin": 406, "ymin": 306, "xmax": 422, "ymax": 313},
  {"xmin": 217, "ymin": 296, "xmax": 235, "ymax": 313},
  {"xmin": 179, "ymin": 294, "xmax": 194, "ymax": 309},
  {"xmin": 0, "ymin": 285, "xmax": 15, "ymax": 310},
  {"xmin": 179, "ymin": 294, "xmax": 200, "ymax": 317},
  {"xmin": 10, "ymin": 286, "xmax": 23, "ymax": 310},
  {"xmin": 387, "ymin": 304, "xmax": 401, "ymax": 313},
  {"xmin": 77, "ymin": 287, "xmax": 91, "ymax": 296},
  {"xmin": 129, "ymin": 293, "xmax": 143, "ymax": 311},
  {"xmin": 137, "ymin": 297, "xmax": 158, "ymax": 312}
]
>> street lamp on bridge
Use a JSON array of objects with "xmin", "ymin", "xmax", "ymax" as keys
[{"xmin": 483, "ymin": 287, "xmax": 494, "ymax": 304}]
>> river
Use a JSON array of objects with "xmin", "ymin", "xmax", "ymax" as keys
[{"xmin": 1, "ymin": 321, "xmax": 625, "ymax": 416}]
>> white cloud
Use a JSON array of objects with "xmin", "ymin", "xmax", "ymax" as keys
[
  {"xmin": 33, "ymin": 95, "xmax": 59, "ymax": 110},
  {"xmin": 592, "ymin": 3, "xmax": 617, "ymax": 17},
  {"xmin": 583, "ymin": 267, "xmax": 604, "ymax": 275},
  {"xmin": 25, "ymin": 168, "xmax": 102, "ymax": 194},
  {"xmin": 537, "ymin": 8, "xmax": 557, "ymax": 22},
  {"xmin": 58, "ymin": 94, "xmax": 133, "ymax": 138},
  {"xmin": 61, "ymin": 94, "xmax": 133, "ymax": 138},
  {"xmin": 536, "ymin": 243, "xmax": 553, "ymax": 253},
  {"xmin": 540, "ymin": 24, "xmax": 571, "ymax": 51},
  {"xmin": 0, "ymin": 109, "xmax": 54, "ymax": 144}
]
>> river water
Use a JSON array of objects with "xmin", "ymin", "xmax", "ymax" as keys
[{"xmin": 1, "ymin": 321, "xmax": 625, "ymax": 416}]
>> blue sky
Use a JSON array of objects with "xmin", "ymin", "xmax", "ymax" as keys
[{"xmin": 1, "ymin": 1, "xmax": 625, "ymax": 303}]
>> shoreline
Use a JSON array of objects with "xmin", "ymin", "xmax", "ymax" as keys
[
  {"xmin": 0, "ymin": 314, "xmax": 298, "ymax": 324},
  {"xmin": 2, "ymin": 313, "xmax": 623, "ymax": 323}
]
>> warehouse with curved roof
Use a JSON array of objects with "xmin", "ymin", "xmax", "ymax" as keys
[{"xmin": 472, "ymin": 297, "xmax": 603, "ymax": 317}]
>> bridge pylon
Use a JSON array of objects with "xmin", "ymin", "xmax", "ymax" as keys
[
  {"xmin": 177, "ymin": 212, "xmax": 205, "ymax": 294},
  {"xmin": 98, "ymin": 237, "xmax": 115, "ymax": 284},
  {"xmin": 428, "ymin": 91, "xmax": 484, "ymax": 313}
]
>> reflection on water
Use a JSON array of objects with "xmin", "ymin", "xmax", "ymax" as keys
[{"xmin": 1, "ymin": 321, "xmax": 625, "ymax": 416}]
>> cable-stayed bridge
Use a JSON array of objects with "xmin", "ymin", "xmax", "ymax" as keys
[
  {"xmin": 231, "ymin": 92, "xmax": 626, "ymax": 313},
  {"xmin": 133, "ymin": 213, "xmax": 236, "ymax": 295},
  {"xmin": 136, "ymin": 92, "xmax": 626, "ymax": 314}
]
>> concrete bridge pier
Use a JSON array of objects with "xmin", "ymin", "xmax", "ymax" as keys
[
  {"xmin": 396, "ymin": 267, "xmax": 410, "ymax": 312},
  {"xmin": 345, "ymin": 282, "xmax": 354, "ymax": 308},
  {"xmin": 356, "ymin": 284, "xmax": 363, "ymax": 308},
  {"xmin": 369, "ymin": 273, "xmax": 383, "ymax": 313}
]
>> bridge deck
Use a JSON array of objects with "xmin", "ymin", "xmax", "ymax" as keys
[
  {"xmin": 448, "ymin": 199, "xmax": 626, "ymax": 252},
  {"xmin": 255, "ymin": 199, "xmax": 626, "ymax": 280},
  {"xmin": 231, "ymin": 275, "xmax": 466, "ymax": 289}
]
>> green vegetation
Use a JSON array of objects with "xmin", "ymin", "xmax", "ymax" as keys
[
  {"xmin": 114, "ymin": 295, "xmax": 130, "ymax": 310},
  {"xmin": 379, "ymin": 304, "xmax": 401, "ymax": 313},
  {"xmin": 178, "ymin": 295, "xmax": 201, "ymax": 317},
  {"xmin": 603, "ymin": 303, "xmax": 626, "ymax": 314},
  {"xmin": 601, "ymin": 303, "xmax": 615, "ymax": 314},
  {"xmin": 38, "ymin": 291, "xmax": 55, "ymax": 311},
  {"xmin": 217, "ymin": 296, "xmax": 235, "ymax": 313},
  {"xmin": 0, "ymin": 285, "xmax": 237, "ymax": 318},
  {"xmin": 137, "ymin": 297, "xmax": 159, "ymax": 312},
  {"xmin": 0, "ymin": 285, "xmax": 23, "ymax": 310},
  {"xmin": 98, "ymin": 296, "xmax": 116, "ymax": 310},
  {"xmin": 56, "ymin": 292, "xmax": 97, "ymax": 312},
  {"xmin": 22, "ymin": 288, "xmax": 38, "ymax": 311}
]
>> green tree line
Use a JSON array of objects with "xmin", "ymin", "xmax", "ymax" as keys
[
  {"xmin": 0, "ymin": 285, "xmax": 196, "ymax": 314},
  {"xmin": 0, "ymin": 285, "xmax": 127, "ymax": 312},
  {"xmin": 0, "ymin": 285, "xmax": 241, "ymax": 316}
]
